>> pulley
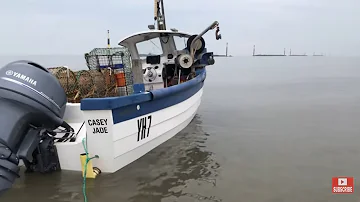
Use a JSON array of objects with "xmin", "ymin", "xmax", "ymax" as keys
[
  {"xmin": 186, "ymin": 35, "xmax": 206, "ymax": 55},
  {"xmin": 143, "ymin": 67, "xmax": 158, "ymax": 82},
  {"xmin": 177, "ymin": 54, "xmax": 193, "ymax": 69}
]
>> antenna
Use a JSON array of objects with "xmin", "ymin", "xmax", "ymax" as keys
[
  {"xmin": 107, "ymin": 30, "xmax": 110, "ymax": 48},
  {"xmin": 153, "ymin": 0, "xmax": 167, "ymax": 30}
]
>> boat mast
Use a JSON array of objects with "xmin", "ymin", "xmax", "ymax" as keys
[{"xmin": 154, "ymin": 0, "xmax": 167, "ymax": 30}]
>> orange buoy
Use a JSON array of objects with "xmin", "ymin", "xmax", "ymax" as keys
[{"xmin": 115, "ymin": 71, "xmax": 126, "ymax": 87}]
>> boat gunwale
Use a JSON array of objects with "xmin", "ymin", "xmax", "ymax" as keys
[{"xmin": 80, "ymin": 69, "xmax": 206, "ymax": 111}]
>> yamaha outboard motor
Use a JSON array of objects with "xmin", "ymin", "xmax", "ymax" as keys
[{"xmin": 0, "ymin": 61, "xmax": 69, "ymax": 196}]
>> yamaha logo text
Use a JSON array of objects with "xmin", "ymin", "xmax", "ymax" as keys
[{"xmin": 5, "ymin": 70, "xmax": 37, "ymax": 86}]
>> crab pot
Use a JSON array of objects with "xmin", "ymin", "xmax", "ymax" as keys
[
  {"xmin": 88, "ymin": 70, "xmax": 106, "ymax": 98},
  {"xmin": 76, "ymin": 70, "xmax": 93, "ymax": 99},
  {"xmin": 48, "ymin": 67, "xmax": 78, "ymax": 102}
]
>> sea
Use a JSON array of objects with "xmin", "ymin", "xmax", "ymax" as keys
[{"xmin": 1, "ymin": 55, "xmax": 360, "ymax": 202}]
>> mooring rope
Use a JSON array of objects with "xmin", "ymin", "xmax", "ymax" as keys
[{"xmin": 82, "ymin": 137, "xmax": 99, "ymax": 202}]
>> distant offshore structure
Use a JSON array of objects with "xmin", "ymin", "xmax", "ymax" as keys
[
  {"xmin": 313, "ymin": 52, "xmax": 324, "ymax": 56},
  {"xmin": 214, "ymin": 42, "xmax": 233, "ymax": 57},
  {"xmin": 252, "ymin": 45, "xmax": 286, "ymax": 56},
  {"xmin": 252, "ymin": 45, "xmax": 324, "ymax": 57},
  {"xmin": 289, "ymin": 49, "xmax": 307, "ymax": 56}
]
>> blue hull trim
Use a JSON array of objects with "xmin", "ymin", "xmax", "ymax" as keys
[{"xmin": 81, "ymin": 69, "xmax": 206, "ymax": 124}]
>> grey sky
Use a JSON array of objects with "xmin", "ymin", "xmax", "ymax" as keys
[{"xmin": 0, "ymin": 0, "xmax": 359, "ymax": 56}]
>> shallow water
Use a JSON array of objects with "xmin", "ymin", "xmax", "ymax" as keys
[{"xmin": 1, "ymin": 56, "xmax": 360, "ymax": 202}]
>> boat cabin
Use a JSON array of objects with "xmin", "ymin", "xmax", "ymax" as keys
[{"xmin": 118, "ymin": 30, "xmax": 197, "ymax": 92}]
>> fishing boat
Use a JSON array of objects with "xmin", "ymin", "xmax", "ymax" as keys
[{"xmin": 0, "ymin": 0, "xmax": 221, "ymax": 194}]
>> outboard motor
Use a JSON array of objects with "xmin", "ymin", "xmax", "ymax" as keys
[{"xmin": 0, "ymin": 61, "xmax": 69, "ymax": 196}]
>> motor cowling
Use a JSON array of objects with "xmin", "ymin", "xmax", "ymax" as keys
[{"xmin": 0, "ymin": 60, "xmax": 68, "ymax": 196}]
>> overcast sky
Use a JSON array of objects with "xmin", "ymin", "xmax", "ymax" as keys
[{"xmin": 0, "ymin": 0, "xmax": 359, "ymax": 56}]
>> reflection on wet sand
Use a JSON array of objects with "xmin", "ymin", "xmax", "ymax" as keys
[{"xmin": 2, "ymin": 114, "xmax": 221, "ymax": 202}]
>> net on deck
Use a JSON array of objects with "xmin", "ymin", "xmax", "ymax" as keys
[
  {"xmin": 48, "ymin": 67, "xmax": 118, "ymax": 103},
  {"xmin": 48, "ymin": 67, "xmax": 78, "ymax": 101},
  {"xmin": 48, "ymin": 47, "xmax": 133, "ymax": 103}
]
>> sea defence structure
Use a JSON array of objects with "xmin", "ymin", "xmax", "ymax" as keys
[{"xmin": 252, "ymin": 45, "xmax": 286, "ymax": 56}]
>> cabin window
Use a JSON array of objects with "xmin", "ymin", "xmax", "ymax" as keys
[
  {"xmin": 136, "ymin": 38, "xmax": 163, "ymax": 59},
  {"xmin": 173, "ymin": 36, "xmax": 188, "ymax": 50}
]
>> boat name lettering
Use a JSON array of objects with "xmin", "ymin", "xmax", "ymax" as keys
[
  {"xmin": 137, "ymin": 115, "xmax": 152, "ymax": 142},
  {"xmin": 88, "ymin": 119, "xmax": 108, "ymax": 126},
  {"xmin": 88, "ymin": 119, "xmax": 108, "ymax": 134}
]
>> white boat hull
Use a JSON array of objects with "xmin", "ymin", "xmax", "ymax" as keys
[
  {"xmin": 55, "ymin": 71, "xmax": 205, "ymax": 173},
  {"xmin": 111, "ymin": 88, "xmax": 202, "ymax": 172}
]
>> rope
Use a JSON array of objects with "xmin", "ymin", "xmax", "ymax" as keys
[{"xmin": 82, "ymin": 137, "xmax": 99, "ymax": 202}]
